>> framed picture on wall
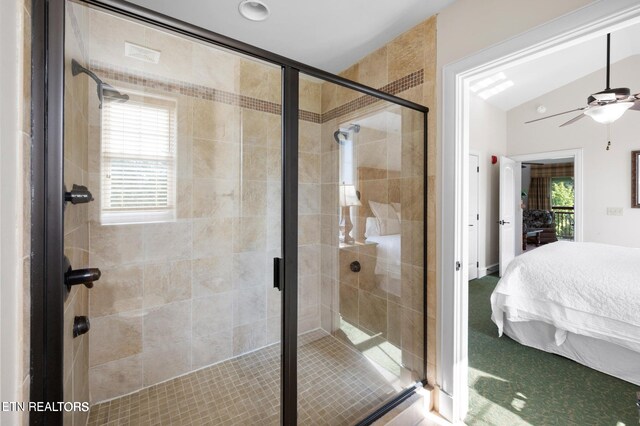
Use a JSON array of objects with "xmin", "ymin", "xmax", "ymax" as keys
[{"xmin": 632, "ymin": 150, "xmax": 640, "ymax": 208}]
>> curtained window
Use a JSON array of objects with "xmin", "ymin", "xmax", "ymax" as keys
[{"xmin": 528, "ymin": 177, "xmax": 551, "ymax": 210}]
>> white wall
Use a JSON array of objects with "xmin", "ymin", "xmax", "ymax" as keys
[
  {"xmin": 507, "ymin": 55, "xmax": 640, "ymax": 248},
  {"xmin": 469, "ymin": 94, "xmax": 506, "ymax": 274}
]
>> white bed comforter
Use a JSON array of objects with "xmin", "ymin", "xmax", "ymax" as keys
[
  {"xmin": 365, "ymin": 234, "xmax": 401, "ymax": 281},
  {"xmin": 491, "ymin": 242, "xmax": 640, "ymax": 353}
]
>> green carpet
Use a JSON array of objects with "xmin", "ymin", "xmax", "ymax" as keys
[{"xmin": 466, "ymin": 275, "xmax": 639, "ymax": 426}]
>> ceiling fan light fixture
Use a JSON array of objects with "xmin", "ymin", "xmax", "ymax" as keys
[
  {"xmin": 584, "ymin": 102, "xmax": 633, "ymax": 124},
  {"xmin": 238, "ymin": 0, "xmax": 270, "ymax": 21}
]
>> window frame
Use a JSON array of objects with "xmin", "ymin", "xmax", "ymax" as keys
[{"xmin": 99, "ymin": 90, "xmax": 178, "ymax": 225}]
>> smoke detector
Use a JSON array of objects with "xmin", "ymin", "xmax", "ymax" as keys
[
  {"xmin": 239, "ymin": 0, "xmax": 270, "ymax": 21},
  {"xmin": 124, "ymin": 42, "xmax": 161, "ymax": 64}
]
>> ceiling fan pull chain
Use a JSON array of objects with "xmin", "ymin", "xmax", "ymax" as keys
[{"xmin": 606, "ymin": 124, "xmax": 611, "ymax": 151}]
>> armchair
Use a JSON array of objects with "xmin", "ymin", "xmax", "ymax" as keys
[{"xmin": 523, "ymin": 209, "xmax": 557, "ymax": 245}]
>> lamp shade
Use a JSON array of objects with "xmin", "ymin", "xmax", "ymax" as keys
[
  {"xmin": 585, "ymin": 102, "xmax": 633, "ymax": 124},
  {"xmin": 339, "ymin": 184, "xmax": 361, "ymax": 207}
]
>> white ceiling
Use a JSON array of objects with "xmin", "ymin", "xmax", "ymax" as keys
[
  {"xmin": 474, "ymin": 21, "xmax": 640, "ymax": 111},
  {"xmin": 126, "ymin": 0, "xmax": 455, "ymax": 73}
]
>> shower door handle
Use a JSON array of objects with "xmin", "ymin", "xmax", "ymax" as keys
[{"xmin": 273, "ymin": 257, "xmax": 283, "ymax": 291}]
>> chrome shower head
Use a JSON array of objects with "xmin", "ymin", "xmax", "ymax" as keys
[
  {"xmin": 333, "ymin": 124, "xmax": 361, "ymax": 145},
  {"xmin": 102, "ymin": 83, "xmax": 130, "ymax": 103},
  {"xmin": 333, "ymin": 130, "xmax": 349, "ymax": 145}
]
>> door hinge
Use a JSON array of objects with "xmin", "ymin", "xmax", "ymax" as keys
[
  {"xmin": 477, "ymin": 213, "xmax": 479, "ymax": 220},
  {"xmin": 476, "ymin": 261, "xmax": 479, "ymax": 267},
  {"xmin": 455, "ymin": 261, "xmax": 461, "ymax": 271},
  {"xmin": 477, "ymin": 166, "xmax": 479, "ymax": 173}
]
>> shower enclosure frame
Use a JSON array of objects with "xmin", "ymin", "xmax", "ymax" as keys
[{"xmin": 29, "ymin": 0, "xmax": 430, "ymax": 424}]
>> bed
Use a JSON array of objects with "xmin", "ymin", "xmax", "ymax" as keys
[{"xmin": 491, "ymin": 241, "xmax": 640, "ymax": 385}]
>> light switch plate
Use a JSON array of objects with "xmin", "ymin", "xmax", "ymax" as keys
[{"xmin": 606, "ymin": 207, "xmax": 623, "ymax": 216}]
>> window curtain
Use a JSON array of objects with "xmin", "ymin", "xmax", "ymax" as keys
[{"xmin": 528, "ymin": 177, "xmax": 551, "ymax": 210}]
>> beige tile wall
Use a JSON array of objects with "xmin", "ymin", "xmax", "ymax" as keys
[
  {"xmin": 319, "ymin": 16, "xmax": 436, "ymax": 385},
  {"xmin": 62, "ymin": 3, "xmax": 92, "ymax": 426},
  {"xmin": 81, "ymin": 8, "xmax": 324, "ymax": 403},
  {"xmin": 20, "ymin": 0, "xmax": 31, "ymax": 424}
]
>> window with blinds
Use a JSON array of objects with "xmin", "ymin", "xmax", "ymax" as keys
[{"xmin": 100, "ymin": 95, "xmax": 177, "ymax": 225}]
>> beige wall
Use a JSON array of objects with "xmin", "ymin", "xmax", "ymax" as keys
[
  {"xmin": 507, "ymin": 55, "xmax": 640, "ymax": 247},
  {"xmin": 0, "ymin": 0, "xmax": 33, "ymax": 424},
  {"xmin": 20, "ymin": 1, "xmax": 32, "ymax": 423}
]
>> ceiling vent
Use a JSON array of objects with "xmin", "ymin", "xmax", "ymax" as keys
[{"xmin": 124, "ymin": 42, "xmax": 161, "ymax": 64}]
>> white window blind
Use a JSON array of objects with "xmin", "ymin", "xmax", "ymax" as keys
[{"xmin": 100, "ymin": 96, "xmax": 177, "ymax": 225}]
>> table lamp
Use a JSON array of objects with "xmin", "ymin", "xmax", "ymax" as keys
[{"xmin": 339, "ymin": 183, "xmax": 361, "ymax": 244}]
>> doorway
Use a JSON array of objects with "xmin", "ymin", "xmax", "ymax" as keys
[{"xmin": 439, "ymin": 1, "xmax": 640, "ymax": 422}]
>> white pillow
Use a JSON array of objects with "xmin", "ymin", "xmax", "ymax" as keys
[
  {"xmin": 391, "ymin": 203, "xmax": 401, "ymax": 220},
  {"xmin": 369, "ymin": 201, "xmax": 401, "ymax": 235},
  {"xmin": 364, "ymin": 217, "xmax": 381, "ymax": 238}
]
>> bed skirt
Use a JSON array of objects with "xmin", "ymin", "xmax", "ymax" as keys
[{"xmin": 503, "ymin": 319, "xmax": 640, "ymax": 386}]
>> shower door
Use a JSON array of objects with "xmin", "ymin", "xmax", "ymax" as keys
[
  {"xmin": 296, "ymin": 74, "xmax": 427, "ymax": 424},
  {"xmin": 47, "ymin": 1, "xmax": 288, "ymax": 424}
]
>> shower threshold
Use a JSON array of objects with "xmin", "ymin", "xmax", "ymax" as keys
[{"xmin": 87, "ymin": 329, "xmax": 403, "ymax": 425}]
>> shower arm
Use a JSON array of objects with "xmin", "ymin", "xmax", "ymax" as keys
[{"xmin": 70, "ymin": 59, "xmax": 110, "ymax": 108}]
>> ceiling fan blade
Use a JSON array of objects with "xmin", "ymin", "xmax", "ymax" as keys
[
  {"xmin": 525, "ymin": 107, "xmax": 586, "ymax": 124},
  {"xmin": 559, "ymin": 113, "xmax": 587, "ymax": 127},
  {"xmin": 630, "ymin": 100, "xmax": 640, "ymax": 111}
]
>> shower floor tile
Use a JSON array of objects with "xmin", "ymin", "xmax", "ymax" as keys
[{"xmin": 87, "ymin": 330, "xmax": 399, "ymax": 425}]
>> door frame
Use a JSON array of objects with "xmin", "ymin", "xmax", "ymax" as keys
[
  {"xmin": 30, "ymin": 0, "xmax": 429, "ymax": 424},
  {"xmin": 439, "ymin": 0, "xmax": 640, "ymax": 422},
  {"xmin": 509, "ymin": 149, "xmax": 584, "ymax": 244}
]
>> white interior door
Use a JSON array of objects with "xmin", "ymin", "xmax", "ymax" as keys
[
  {"xmin": 468, "ymin": 155, "xmax": 479, "ymax": 280},
  {"xmin": 499, "ymin": 156, "xmax": 521, "ymax": 276}
]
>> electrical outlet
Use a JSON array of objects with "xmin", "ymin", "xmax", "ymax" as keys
[{"xmin": 606, "ymin": 207, "xmax": 623, "ymax": 216}]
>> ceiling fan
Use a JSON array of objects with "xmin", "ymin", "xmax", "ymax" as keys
[
  {"xmin": 526, "ymin": 33, "xmax": 640, "ymax": 127},
  {"xmin": 521, "ymin": 162, "xmax": 544, "ymax": 169}
]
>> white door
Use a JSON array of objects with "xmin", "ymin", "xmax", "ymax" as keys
[
  {"xmin": 468, "ymin": 155, "xmax": 479, "ymax": 280},
  {"xmin": 499, "ymin": 156, "xmax": 521, "ymax": 276}
]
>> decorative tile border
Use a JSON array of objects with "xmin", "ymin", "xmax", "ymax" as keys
[
  {"xmin": 323, "ymin": 69, "xmax": 424, "ymax": 122},
  {"xmin": 89, "ymin": 62, "xmax": 423, "ymax": 125}
]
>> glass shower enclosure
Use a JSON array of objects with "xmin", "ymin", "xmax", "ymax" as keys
[{"xmin": 31, "ymin": 0, "xmax": 429, "ymax": 424}]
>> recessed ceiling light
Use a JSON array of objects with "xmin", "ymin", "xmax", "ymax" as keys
[{"xmin": 239, "ymin": 0, "xmax": 270, "ymax": 21}]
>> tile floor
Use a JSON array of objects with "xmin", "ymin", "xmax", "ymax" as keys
[{"xmin": 87, "ymin": 330, "xmax": 399, "ymax": 425}]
